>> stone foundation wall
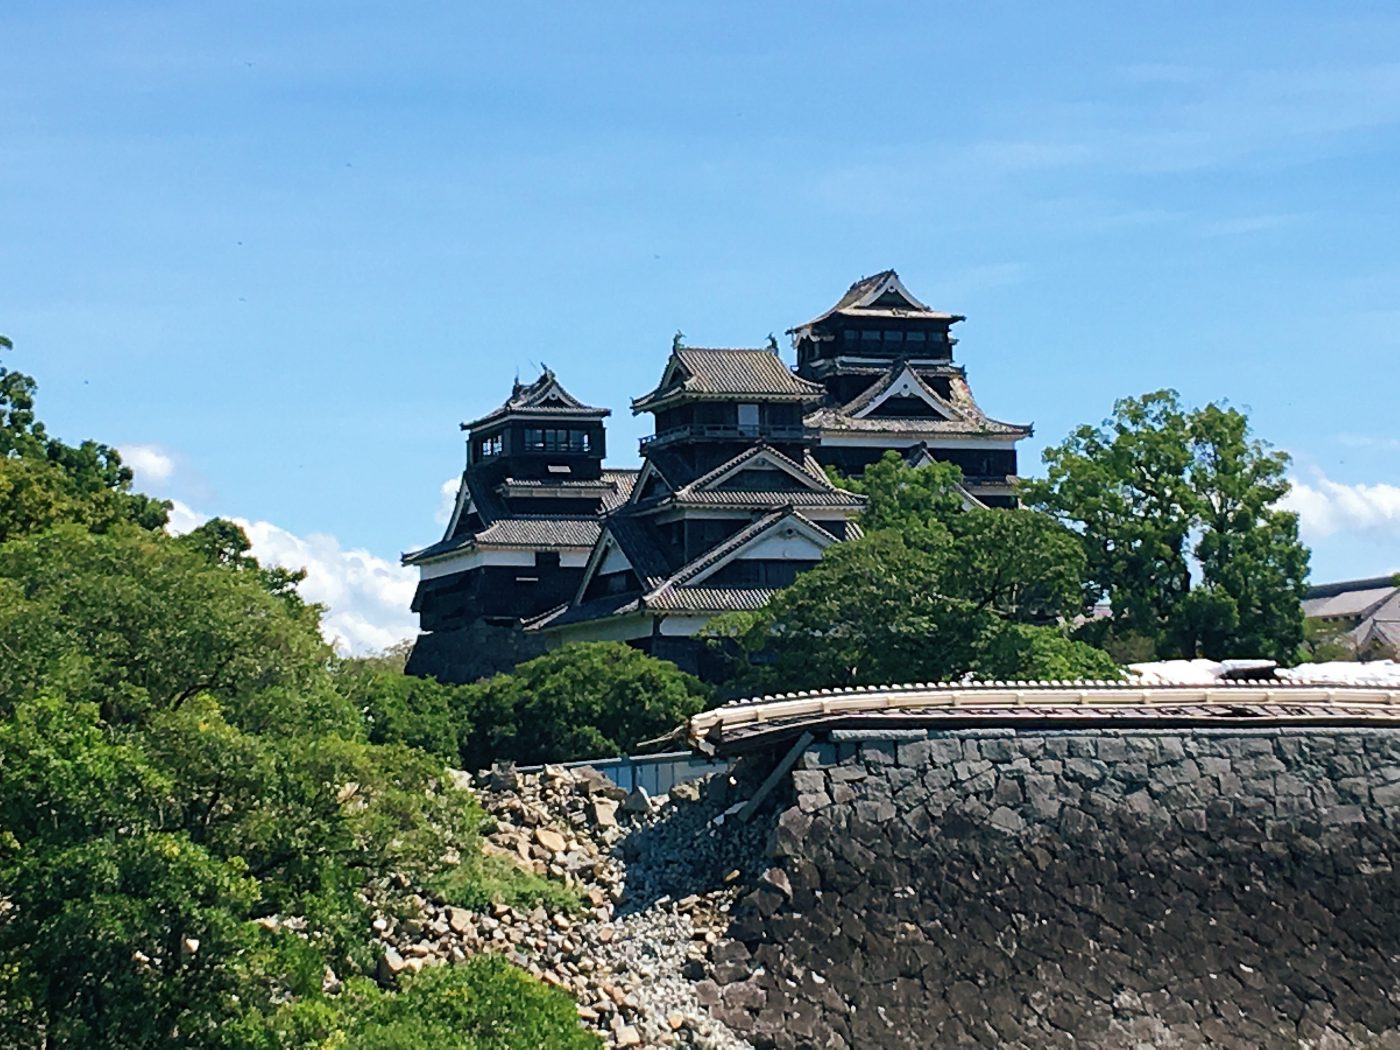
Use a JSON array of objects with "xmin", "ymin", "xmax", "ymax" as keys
[
  {"xmin": 706, "ymin": 727, "xmax": 1400, "ymax": 1049},
  {"xmin": 404, "ymin": 621, "xmax": 550, "ymax": 684}
]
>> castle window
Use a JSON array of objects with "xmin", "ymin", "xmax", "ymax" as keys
[
  {"xmin": 476, "ymin": 434, "xmax": 503, "ymax": 459},
  {"xmin": 883, "ymin": 330, "xmax": 904, "ymax": 345},
  {"xmin": 861, "ymin": 330, "xmax": 881, "ymax": 343},
  {"xmin": 737, "ymin": 404, "xmax": 760, "ymax": 435},
  {"xmin": 524, "ymin": 428, "xmax": 592, "ymax": 452},
  {"xmin": 906, "ymin": 331, "xmax": 926, "ymax": 345}
]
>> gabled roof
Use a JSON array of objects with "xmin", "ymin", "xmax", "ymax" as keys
[
  {"xmin": 843, "ymin": 362, "xmax": 960, "ymax": 420},
  {"xmin": 463, "ymin": 368, "xmax": 609, "ymax": 431},
  {"xmin": 679, "ymin": 443, "xmax": 830, "ymax": 494},
  {"xmin": 662, "ymin": 444, "xmax": 866, "ymax": 511},
  {"xmin": 632, "ymin": 347, "xmax": 824, "ymax": 412},
  {"xmin": 534, "ymin": 509, "xmax": 838, "ymax": 632},
  {"xmin": 806, "ymin": 365, "xmax": 1031, "ymax": 439},
  {"xmin": 789, "ymin": 270, "xmax": 964, "ymax": 334}
]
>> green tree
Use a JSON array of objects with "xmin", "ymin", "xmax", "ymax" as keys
[
  {"xmin": 1184, "ymin": 403, "xmax": 1309, "ymax": 662},
  {"xmin": 707, "ymin": 532, "xmax": 1115, "ymax": 693},
  {"xmin": 0, "ymin": 340, "xmax": 168, "ymax": 541},
  {"xmin": 0, "ymin": 333, "xmax": 594, "ymax": 1047},
  {"xmin": 945, "ymin": 507, "xmax": 1087, "ymax": 624},
  {"xmin": 457, "ymin": 643, "xmax": 710, "ymax": 768},
  {"xmin": 0, "ymin": 524, "xmax": 328, "ymax": 726},
  {"xmin": 333, "ymin": 657, "xmax": 469, "ymax": 762},
  {"xmin": 834, "ymin": 451, "xmax": 965, "ymax": 542},
  {"xmin": 1025, "ymin": 390, "xmax": 1310, "ymax": 662}
]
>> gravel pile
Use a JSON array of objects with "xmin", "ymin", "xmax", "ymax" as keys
[{"xmin": 370, "ymin": 759, "xmax": 771, "ymax": 1048}]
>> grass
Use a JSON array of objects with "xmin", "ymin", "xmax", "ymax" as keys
[{"xmin": 431, "ymin": 852, "xmax": 584, "ymax": 915}]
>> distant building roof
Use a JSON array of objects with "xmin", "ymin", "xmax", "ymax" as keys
[
  {"xmin": 632, "ymin": 347, "xmax": 825, "ymax": 412},
  {"xmin": 462, "ymin": 368, "xmax": 609, "ymax": 431},
  {"xmin": 1303, "ymin": 576, "xmax": 1399, "ymax": 621}
]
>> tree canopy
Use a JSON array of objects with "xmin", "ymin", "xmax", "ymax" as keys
[
  {"xmin": 709, "ymin": 454, "xmax": 1117, "ymax": 692},
  {"xmin": 1023, "ymin": 390, "xmax": 1310, "ymax": 662},
  {"xmin": 0, "ymin": 341, "xmax": 595, "ymax": 1048}
]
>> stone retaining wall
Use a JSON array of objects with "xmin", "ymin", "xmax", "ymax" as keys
[{"xmin": 705, "ymin": 727, "xmax": 1400, "ymax": 1048}]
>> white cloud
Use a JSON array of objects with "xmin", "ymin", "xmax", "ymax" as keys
[
  {"xmin": 118, "ymin": 443, "xmax": 176, "ymax": 486},
  {"xmin": 434, "ymin": 475, "xmax": 461, "ymax": 526},
  {"xmin": 1283, "ymin": 473, "xmax": 1400, "ymax": 543},
  {"xmin": 167, "ymin": 499, "xmax": 417, "ymax": 656}
]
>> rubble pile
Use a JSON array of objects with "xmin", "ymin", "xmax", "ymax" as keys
[{"xmin": 371, "ymin": 761, "xmax": 768, "ymax": 1049}]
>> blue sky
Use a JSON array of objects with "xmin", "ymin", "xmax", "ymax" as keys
[{"xmin": 4, "ymin": 3, "xmax": 1399, "ymax": 650}]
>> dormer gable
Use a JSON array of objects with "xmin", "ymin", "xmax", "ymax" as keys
[
  {"xmin": 657, "ymin": 510, "xmax": 838, "ymax": 593},
  {"xmin": 680, "ymin": 445, "xmax": 835, "ymax": 498},
  {"xmin": 575, "ymin": 532, "xmax": 642, "ymax": 603},
  {"xmin": 627, "ymin": 459, "xmax": 676, "ymax": 505},
  {"xmin": 848, "ymin": 364, "xmax": 963, "ymax": 422}
]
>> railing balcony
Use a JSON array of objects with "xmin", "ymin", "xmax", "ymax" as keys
[{"xmin": 639, "ymin": 423, "xmax": 818, "ymax": 450}]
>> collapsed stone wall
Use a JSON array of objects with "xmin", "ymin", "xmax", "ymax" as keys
[{"xmin": 706, "ymin": 727, "xmax": 1400, "ymax": 1049}]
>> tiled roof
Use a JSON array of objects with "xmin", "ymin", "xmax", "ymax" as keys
[
  {"xmin": 632, "ymin": 348, "xmax": 824, "ymax": 411},
  {"xmin": 404, "ymin": 516, "xmax": 600, "ymax": 564},
  {"xmin": 675, "ymin": 442, "xmax": 823, "ymax": 493},
  {"xmin": 804, "ymin": 411, "xmax": 1030, "ymax": 436},
  {"xmin": 496, "ymin": 469, "xmax": 638, "ymax": 512},
  {"xmin": 463, "ymin": 368, "xmax": 609, "ymax": 430},
  {"xmin": 530, "ymin": 585, "xmax": 777, "ymax": 630},
  {"xmin": 601, "ymin": 469, "xmax": 639, "ymax": 510},
  {"xmin": 525, "ymin": 593, "xmax": 641, "ymax": 630},
  {"xmin": 531, "ymin": 509, "xmax": 835, "ymax": 633},
  {"xmin": 790, "ymin": 270, "xmax": 963, "ymax": 333},
  {"xmin": 643, "ymin": 586, "xmax": 777, "ymax": 612},
  {"xmin": 807, "ymin": 366, "xmax": 1031, "ymax": 438},
  {"xmin": 603, "ymin": 513, "xmax": 680, "ymax": 587},
  {"xmin": 1304, "ymin": 579, "xmax": 1399, "ymax": 620},
  {"xmin": 473, "ymin": 518, "xmax": 601, "ymax": 548},
  {"xmin": 670, "ymin": 490, "xmax": 866, "ymax": 508},
  {"xmin": 402, "ymin": 534, "xmax": 474, "ymax": 565}
]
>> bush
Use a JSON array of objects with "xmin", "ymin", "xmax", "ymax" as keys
[
  {"xmin": 256, "ymin": 956, "xmax": 599, "ymax": 1049},
  {"xmin": 456, "ymin": 643, "xmax": 711, "ymax": 769}
]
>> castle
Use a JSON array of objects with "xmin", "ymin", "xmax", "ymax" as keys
[{"xmin": 403, "ymin": 271, "xmax": 1030, "ymax": 681}]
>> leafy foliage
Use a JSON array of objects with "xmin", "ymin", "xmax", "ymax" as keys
[
  {"xmin": 1024, "ymin": 390, "xmax": 1310, "ymax": 662},
  {"xmin": 0, "ymin": 350, "xmax": 591, "ymax": 1047},
  {"xmin": 0, "ymin": 340, "xmax": 168, "ymax": 543},
  {"xmin": 456, "ymin": 643, "xmax": 711, "ymax": 769},
  {"xmin": 709, "ymin": 457, "xmax": 1116, "ymax": 693},
  {"xmin": 252, "ymin": 957, "xmax": 599, "ymax": 1049}
]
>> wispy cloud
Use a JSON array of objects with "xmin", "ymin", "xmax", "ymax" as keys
[
  {"xmin": 1197, "ymin": 213, "xmax": 1301, "ymax": 238},
  {"xmin": 1337, "ymin": 433, "xmax": 1400, "ymax": 452}
]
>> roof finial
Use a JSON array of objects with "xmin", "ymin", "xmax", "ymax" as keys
[
  {"xmin": 672, "ymin": 330, "xmax": 685, "ymax": 352},
  {"xmin": 765, "ymin": 332, "xmax": 779, "ymax": 353}
]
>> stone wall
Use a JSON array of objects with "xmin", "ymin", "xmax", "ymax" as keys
[
  {"xmin": 404, "ymin": 621, "xmax": 550, "ymax": 684},
  {"xmin": 705, "ymin": 727, "xmax": 1400, "ymax": 1048}
]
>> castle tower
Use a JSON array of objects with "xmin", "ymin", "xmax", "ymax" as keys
[{"xmin": 792, "ymin": 270, "xmax": 1031, "ymax": 507}]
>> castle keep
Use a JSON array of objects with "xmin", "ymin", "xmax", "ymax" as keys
[{"xmin": 404, "ymin": 271, "xmax": 1030, "ymax": 681}]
